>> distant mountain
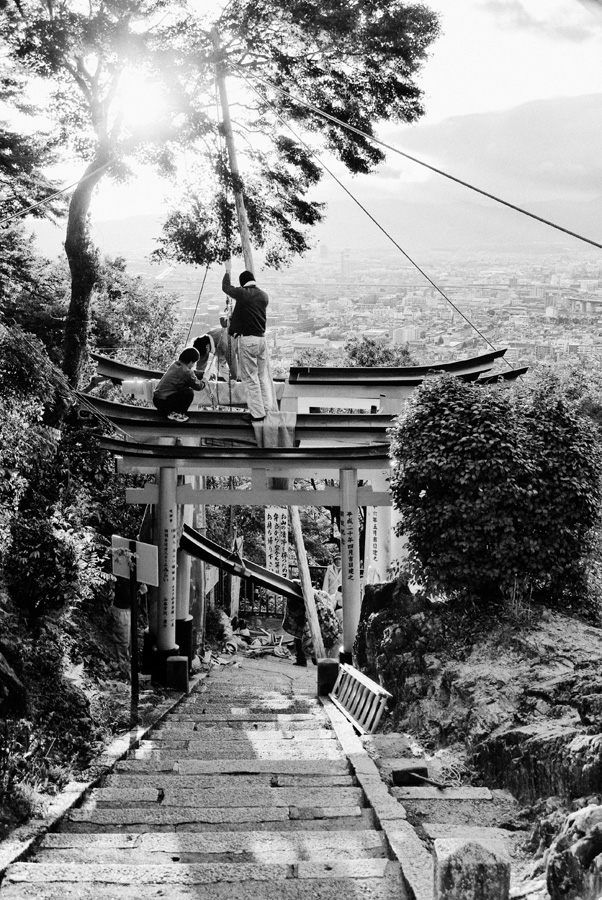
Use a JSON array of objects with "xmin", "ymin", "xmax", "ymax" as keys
[
  {"xmin": 29, "ymin": 93, "xmax": 602, "ymax": 260},
  {"xmin": 30, "ymin": 195, "xmax": 602, "ymax": 262}
]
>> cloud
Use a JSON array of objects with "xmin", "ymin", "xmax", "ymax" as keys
[
  {"xmin": 385, "ymin": 94, "xmax": 602, "ymax": 203},
  {"xmin": 478, "ymin": 0, "xmax": 598, "ymax": 41}
]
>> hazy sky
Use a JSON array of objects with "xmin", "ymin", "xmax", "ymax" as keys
[
  {"xmin": 419, "ymin": 0, "xmax": 602, "ymax": 122},
  {"xmin": 71, "ymin": 0, "xmax": 602, "ymax": 222}
]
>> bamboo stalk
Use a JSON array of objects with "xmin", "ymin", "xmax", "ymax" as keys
[{"xmin": 289, "ymin": 505, "xmax": 325, "ymax": 659}]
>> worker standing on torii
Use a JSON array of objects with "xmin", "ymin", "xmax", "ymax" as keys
[{"xmin": 222, "ymin": 261, "xmax": 276, "ymax": 422}]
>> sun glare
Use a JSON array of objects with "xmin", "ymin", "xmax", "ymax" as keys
[{"xmin": 114, "ymin": 69, "xmax": 169, "ymax": 132}]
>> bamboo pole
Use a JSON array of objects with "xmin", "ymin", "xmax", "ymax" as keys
[
  {"xmin": 212, "ymin": 28, "xmax": 255, "ymax": 273},
  {"xmin": 290, "ymin": 505, "xmax": 325, "ymax": 659},
  {"xmin": 212, "ymin": 32, "xmax": 321, "ymax": 655}
]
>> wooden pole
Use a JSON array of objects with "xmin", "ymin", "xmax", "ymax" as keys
[
  {"xmin": 157, "ymin": 466, "xmax": 178, "ymax": 653},
  {"xmin": 289, "ymin": 505, "xmax": 325, "ymax": 659},
  {"xmin": 212, "ymin": 28, "xmax": 255, "ymax": 273},
  {"xmin": 128, "ymin": 540, "xmax": 139, "ymax": 704},
  {"xmin": 340, "ymin": 468, "xmax": 361, "ymax": 657}
]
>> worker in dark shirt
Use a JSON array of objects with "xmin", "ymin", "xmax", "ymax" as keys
[
  {"xmin": 222, "ymin": 262, "xmax": 276, "ymax": 422},
  {"xmin": 152, "ymin": 347, "xmax": 204, "ymax": 422}
]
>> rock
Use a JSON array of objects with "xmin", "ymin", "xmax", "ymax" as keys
[
  {"xmin": 434, "ymin": 838, "xmax": 511, "ymax": 899},
  {"xmin": 546, "ymin": 804, "xmax": 602, "ymax": 899}
]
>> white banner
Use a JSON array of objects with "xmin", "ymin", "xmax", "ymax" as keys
[{"xmin": 265, "ymin": 507, "xmax": 289, "ymax": 578}]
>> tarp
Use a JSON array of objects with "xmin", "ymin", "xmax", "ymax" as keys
[{"xmin": 179, "ymin": 523, "xmax": 303, "ymax": 602}]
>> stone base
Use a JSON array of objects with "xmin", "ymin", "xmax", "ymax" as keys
[
  {"xmin": 175, "ymin": 616, "xmax": 194, "ymax": 665},
  {"xmin": 150, "ymin": 645, "xmax": 180, "ymax": 687},
  {"xmin": 317, "ymin": 659, "xmax": 340, "ymax": 696},
  {"xmin": 166, "ymin": 655, "xmax": 190, "ymax": 692}
]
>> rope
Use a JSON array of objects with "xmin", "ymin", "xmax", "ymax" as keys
[
  {"xmin": 1, "ymin": 318, "xmax": 133, "ymax": 439},
  {"xmin": 236, "ymin": 66, "xmax": 602, "ymax": 253},
  {"xmin": 184, "ymin": 264, "xmax": 210, "ymax": 346},
  {"xmin": 240, "ymin": 73, "xmax": 510, "ymax": 366},
  {"xmin": 0, "ymin": 158, "xmax": 115, "ymax": 229}
]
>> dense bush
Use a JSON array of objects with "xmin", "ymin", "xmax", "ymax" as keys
[{"xmin": 389, "ymin": 373, "xmax": 602, "ymax": 611}]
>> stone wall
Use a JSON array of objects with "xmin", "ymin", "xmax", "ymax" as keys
[{"xmin": 357, "ymin": 581, "xmax": 602, "ymax": 804}]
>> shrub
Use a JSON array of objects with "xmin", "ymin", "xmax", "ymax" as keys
[{"xmin": 389, "ymin": 373, "xmax": 602, "ymax": 610}]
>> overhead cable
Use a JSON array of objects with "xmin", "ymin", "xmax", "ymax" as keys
[
  {"xmin": 0, "ymin": 158, "xmax": 116, "ymax": 229},
  {"xmin": 240, "ymin": 72, "xmax": 510, "ymax": 365},
  {"xmin": 236, "ymin": 66, "xmax": 602, "ymax": 253}
]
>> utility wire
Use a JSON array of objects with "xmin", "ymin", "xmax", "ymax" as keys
[
  {"xmin": 184, "ymin": 264, "xmax": 210, "ymax": 346},
  {"xmin": 0, "ymin": 158, "xmax": 116, "ymax": 229},
  {"xmin": 1, "ymin": 318, "xmax": 132, "ymax": 439},
  {"xmin": 236, "ymin": 66, "xmax": 602, "ymax": 253},
  {"xmin": 240, "ymin": 72, "xmax": 510, "ymax": 365}
]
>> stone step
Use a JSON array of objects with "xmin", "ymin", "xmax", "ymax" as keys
[
  {"xmin": 182, "ymin": 699, "xmax": 322, "ymax": 709},
  {"xmin": 148, "ymin": 727, "xmax": 336, "ymax": 740},
  {"xmin": 103, "ymin": 773, "xmax": 357, "ymax": 789},
  {"xmin": 391, "ymin": 786, "xmax": 492, "ymax": 801},
  {"xmin": 127, "ymin": 743, "xmax": 344, "ymax": 760},
  {"xmin": 64, "ymin": 813, "xmax": 381, "ymax": 837},
  {"xmin": 0, "ymin": 872, "xmax": 404, "ymax": 900},
  {"xmin": 6, "ymin": 860, "xmax": 394, "ymax": 883},
  {"xmin": 37, "ymin": 828, "xmax": 388, "ymax": 863},
  {"xmin": 166, "ymin": 718, "xmax": 328, "ymax": 731},
  {"xmin": 85, "ymin": 786, "xmax": 365, "ymax": 809},
  {"xmin": 63, "ymin": 804, "xmax": 364, "ymax": 831},
  {"xmin": 422, "ymin": 823, "xmax": 519, "ymax": 848},
  {"xmin": 165, "ymin": 713, "xmax": 325, "ymax": 723},
  {"xmin": 114, "ymin": 758, "xmax": 351, "ymax": 775}
]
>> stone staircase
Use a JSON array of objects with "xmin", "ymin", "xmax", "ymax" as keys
[{"xmin": 1, "ymin": 661, "xmax": 410, "ymax": 899}]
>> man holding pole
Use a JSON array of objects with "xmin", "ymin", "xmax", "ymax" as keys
[{"xmin": 221, "ymin": 261, "xmax": 276, "ymax": 422}]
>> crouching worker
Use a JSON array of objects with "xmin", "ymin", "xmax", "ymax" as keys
[{"xmin": 152, "ymin": 347, "xmax": 205, "ymax": 422}]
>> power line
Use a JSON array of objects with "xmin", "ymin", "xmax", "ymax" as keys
[
  {"xmin": 237, "ymin": 65, "xmax": 602, "ymax": 253},
  {"xmin": 0, "ymin": 158, "xmax": 115, "ymax": 229},
  {"xmin": 240, "ymin": 72, "xmax": 510, "ymax": 364}
]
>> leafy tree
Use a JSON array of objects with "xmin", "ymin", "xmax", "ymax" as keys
[
  {"xmin": 0, "ymin": 64, "xmax": 63, "ymax": 220},
  {"xmin": 344, "ymin": 336, "xmax": 416, "ymax": 367},
  {"xmin": 0, "ymin": 0, "xmax": 439, "ymax": 390},
  {"xmin": 389, "ymin": 373, "xmax": 602, "ymax": 609},
  {"xmin": 293, "ymin": 347, "xmax": 344, "ymax": 367},
  {"xmin": 0, "ymin": 325, "xmax": 66, "ymax": 558},
  {"xmin": 91, "ymin": 257, "xmax": 185, "ymax": 368},
  {"xmin": 0, "ymin": 230, "xmax": 70, "ymax": 364}
]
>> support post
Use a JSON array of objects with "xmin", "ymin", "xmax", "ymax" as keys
[
  {"xmin": 289, "ymin": 505, "xmax": 325, "ymax": 660},
  {"xmin": 340, "ymin": 468, "xmax": 361, "ymax": 658},
  {"xmin": 212, "ymin": 28, "xmax": 255, "ymax": 273},
  {"xmin": 190, "ymin": 476, "xmax": 206, "ymax": 654},
  {"xmin": 157, "ymin": 467, "xmax": 178, "ymax": 655},
  {"xmin": 176, "ymin": 489, "xmax": 194, "ymax": 665},
  {"xmin": 364, "ymin": 470, "xmax": 392, "ymax": 583},
  {"xmin": 128, "ymin": 539, "xmax": 139, "ymax": 706}
]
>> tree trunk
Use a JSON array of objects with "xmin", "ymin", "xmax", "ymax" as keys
[{"xmin": 62, "ymin": 151, "xmax": 110, "ymax": 388}]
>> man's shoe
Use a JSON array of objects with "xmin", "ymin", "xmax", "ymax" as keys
[{"xmin": 167, "ymin": 412, "xmax": 189, "ymax": 422}]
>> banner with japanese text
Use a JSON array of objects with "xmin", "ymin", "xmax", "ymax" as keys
[{"xmin": 265, "ymin": 507, "xmax": 289, "ymax": 579}]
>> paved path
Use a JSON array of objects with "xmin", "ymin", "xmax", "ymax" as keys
[{"xmin": 0, "ymin": 657, "xmax": 433, "ymax": 900}]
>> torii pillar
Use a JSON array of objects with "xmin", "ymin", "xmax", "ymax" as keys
[
  {"xmin": 153, "ymin": 466, "xmax": 180, "ymax": 682},
  {"xmin": 340, "ymin": 468, "xmax": 362, "ymax": 662}
]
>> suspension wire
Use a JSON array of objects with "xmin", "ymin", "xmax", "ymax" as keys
[
  {"xmin": 240, "ymin": 72, "xmax": 509, "ymax": 365},
  {"xmin": 0, "ymin": 157, "xmax": 116, "ymax": 229},
  {"xmin": 1, "ymin": 317, "xmax": 133, "ymax": 439},
  {"xmin": 184, "ymin": 264, "xmax": 210, "ymax": 346},
  {"xmin": 235, "ymin": 65, "xmax": 602, "ymax": 254}
]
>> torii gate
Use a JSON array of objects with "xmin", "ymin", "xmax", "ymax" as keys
[
  {"xmin": 100, "ymin": 436, "xmax": 392, "ymax": 679},
  {"xmin": 84, "ymin": 347, "xmax": 528, "ymax": 684}
]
